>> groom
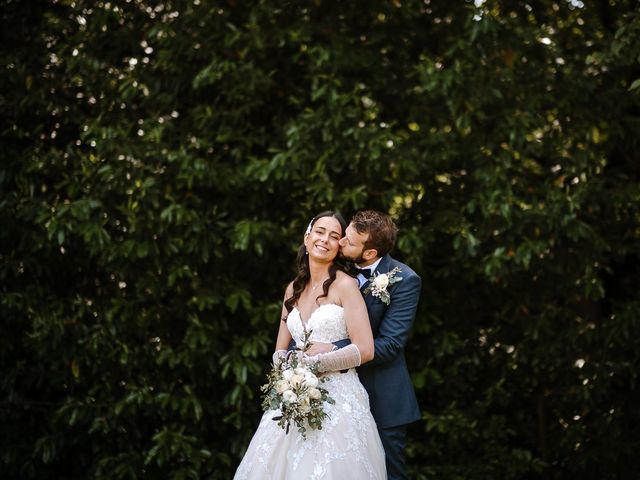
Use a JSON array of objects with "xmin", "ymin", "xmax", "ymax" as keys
[{"xmin": 307, "ymin": 209, "xmax": 422, "ymax": 480}]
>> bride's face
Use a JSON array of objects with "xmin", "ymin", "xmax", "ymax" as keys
[{"xmin": 304, "ymin": 216, "xmax": 343, "ymax": 262}]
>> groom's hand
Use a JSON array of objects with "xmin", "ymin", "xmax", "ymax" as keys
[{"xmin": 305, "ymin": 342, "xmax": 335, "ymax": 356}]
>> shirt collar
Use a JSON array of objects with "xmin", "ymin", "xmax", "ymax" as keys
[{"xmin": 357, "ymin": 257, "xmax": 383, "ymax": 273}]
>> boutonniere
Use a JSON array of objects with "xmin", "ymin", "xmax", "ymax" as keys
[{"xmin": 363, "ymin": 267, "xmax": 402, "ymax": 305}]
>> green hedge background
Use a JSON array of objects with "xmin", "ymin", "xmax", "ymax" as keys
[{"xmin": 2, "ymin": 0, "xmax": 640, "ymax": 478}]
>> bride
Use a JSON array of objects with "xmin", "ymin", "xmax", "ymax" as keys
[{"xmin": 234, "ymin": 211, "xmax": 386, "ymax": 479}]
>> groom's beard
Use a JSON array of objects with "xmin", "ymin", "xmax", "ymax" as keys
[{"xmin": 339, "ymin": 250, "xmax": 365, "ymax": 265}]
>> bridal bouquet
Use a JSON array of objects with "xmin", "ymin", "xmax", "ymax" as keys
[{"xmin": 261, "ymin": 344, "xmax": 335, "ymax": 439}]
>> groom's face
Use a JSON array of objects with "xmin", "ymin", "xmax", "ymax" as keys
[{"xmin": 339, "ymin": 223, "xmax": 371, "ymax": 264}]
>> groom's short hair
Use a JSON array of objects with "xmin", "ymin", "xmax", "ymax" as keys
[{"xmin": 351, "ymin": 210, "xmax": 398, "ymax": 258}]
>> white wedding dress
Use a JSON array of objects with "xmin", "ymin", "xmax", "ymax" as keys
[{"xmin": 234, "ymin": 303, "xmax": 387, "ymax": 479}]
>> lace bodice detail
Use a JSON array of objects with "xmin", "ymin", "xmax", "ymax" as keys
[{"xmin": 287, "ymin": 303, "xmax": 347, "ymax": 346}]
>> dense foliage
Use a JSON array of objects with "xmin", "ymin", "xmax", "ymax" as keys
[{"xmin": 2, "ymin": 0, "xmax": 639, "ymax": 478}]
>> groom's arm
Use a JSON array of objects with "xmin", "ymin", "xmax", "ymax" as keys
[
  {"xmin": 290, "ymin": 339, "xmax": 351, "ymax": 351},
  {"xmin": 366, "ymin": 273, "xmax": 421, "ymax": 367},
  {"xmin": 332, "ymin": 338, "xmax": 351, "ymax": 348}
]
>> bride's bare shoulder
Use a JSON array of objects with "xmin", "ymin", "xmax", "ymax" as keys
[{"xmin": 333, "ymin": 270, "xmax": 359, "ymax": 290}]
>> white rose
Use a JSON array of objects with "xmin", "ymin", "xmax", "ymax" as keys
[
  {"xmin": 298, "ymin": 397, "xmax": 311, "ymax": 413},
  {"xmin": 374, "ymin": 273, "xmax": 389, "ymax": 289},
  {"xmin": 282, "ymin": 390, "xmax": 298, "ymax": 403},
  {"xmin": 275, "ymin": 379, "xmax": 289, "ymax": 394},
  {"xmin": 282, "ymin": 369, "xmax": 294, "ymax": 381},
  {"xmin": 294, "ymin": 367, "xmax": 308, "ymax": 376},
  {"xmin": 302, "ymin": 374, "xmax": 319, "ymax": 388},
  {"xmin": 308, "ymin": 388, "xmax": 321, "ymax": 400},
  {"xmin": 289, "ymin": 374, "xmax": 304, "ymax": 388}
]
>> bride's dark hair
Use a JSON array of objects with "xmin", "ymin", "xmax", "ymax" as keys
[{"xmin": 283, "ymin": 211, "xmax": 348, "ymax": 318}]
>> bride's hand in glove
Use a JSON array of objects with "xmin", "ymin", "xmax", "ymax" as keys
[{"xmin": 301, "ymin": 353, "xmax": 327, "ymax": 378}]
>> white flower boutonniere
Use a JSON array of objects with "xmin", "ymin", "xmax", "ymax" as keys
[{"xmin": 363, "ymin": 267, "xmax": 402, "ymax": 305}]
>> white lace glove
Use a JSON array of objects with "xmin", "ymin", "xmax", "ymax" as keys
[
  {"xmin": 272, "ymin": 349, "xmax": 287, "ymax": 365},
  {"xmin": 305, "ymin": 344, "xmax": 362, "ymax": 373}
]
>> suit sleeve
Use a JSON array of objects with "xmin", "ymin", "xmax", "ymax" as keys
[
  {"xmin": 290, "ymin": 337, "xmax": 351, "ymax": 350},
  {"xmin": 366, "ymin": 273, "xmax": 421, "ymax": 367},
  {"xmin": 332, "ymin": 338, "xmax": 352, "ymax": 348}
]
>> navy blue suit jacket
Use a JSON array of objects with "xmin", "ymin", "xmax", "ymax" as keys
[{"xmin": 338, "ymin": 254, "xmax": 422, "ymax": 429}]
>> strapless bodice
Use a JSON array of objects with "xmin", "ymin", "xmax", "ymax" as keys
[{"xmin": 286, "ymin": 303, "xmax": 347, "ymax": 346}]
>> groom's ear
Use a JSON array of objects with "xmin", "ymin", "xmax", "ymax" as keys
[{"xmin": 363, "ymin": 248, "xmax": 378, "ymax": 261}]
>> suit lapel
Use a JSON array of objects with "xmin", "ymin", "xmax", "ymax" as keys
[
  {"xmin": 359, "ymin": 276, "xmax": 369, "ymax": 293},
  {"xmin": 361, "ymin": 255, "xmax": 393, "ymax": 331}
]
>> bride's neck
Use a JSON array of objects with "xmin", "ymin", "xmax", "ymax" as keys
[{"xmin": 307, "ymin": 262, "xmax": 331, "ymax": 283}]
